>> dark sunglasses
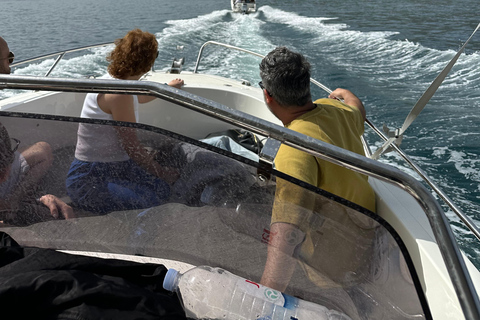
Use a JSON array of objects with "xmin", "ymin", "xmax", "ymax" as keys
[
  {"xmin": 258, "ymin": 81, "xmax": 272, "ymax": 97},
  {"xmin": 10, "ymin": 137, "xmax": 20, "ymax": 153},
  {"xmin": 3, "ymin": 51, "xmax": 14, "ymax": 64}
]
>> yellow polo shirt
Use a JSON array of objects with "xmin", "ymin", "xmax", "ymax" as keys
[
  {"xmin": 273, "ymin": 98, "xmax": 375, "ymax": 218},
  {"xmin": 272, "ymin": 98, "xmax": 377, "ymax": 286}
]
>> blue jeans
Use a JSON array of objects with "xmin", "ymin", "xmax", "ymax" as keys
[{"xmin": 66, "ymin": 159, "xmax": 170, "ymax": 213}]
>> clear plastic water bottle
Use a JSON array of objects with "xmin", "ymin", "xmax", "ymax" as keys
[{"xmin": 163, "ymin": 265, "xmax": 352, "ymax": 320}]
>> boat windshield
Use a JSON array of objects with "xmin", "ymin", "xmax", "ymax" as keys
[{"xmin": 0, "ymin": 112, "xmax": 430, "ymax": 319}]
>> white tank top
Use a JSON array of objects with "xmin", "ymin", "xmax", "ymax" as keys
[{"xmin": 75, "ymin": 92, "xmax": 140, "ymax": 162}]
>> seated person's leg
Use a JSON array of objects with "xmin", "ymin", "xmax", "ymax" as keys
[
  {"xmin": 0, "ymin": 151, "xmax": 29, "ymax": 198},
  {"xmin": 20, "ymin": 142, "xmax": 53, "ymax": 187},
  {"xmin": 107, "ymin": 160, "xmax": 170, "ymax": 209},
  {"xmin": 0, "ymin": 141, "xmax": 52, "ymax": 200},
  {"xmin": 107, "ymin": 180, "xmax": 169, "ymax": 209},
  {"xmin": 67, "ymin": 159, "xmax": 170, "ymax": 213},
  {"xmin": 66, "ymin": 160, "xmax": 120, "ymax": 213}
]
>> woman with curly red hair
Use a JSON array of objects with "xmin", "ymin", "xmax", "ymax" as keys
[{"xmin": 66, "ymin": 29, "xmax": 183, "ymax": 213}]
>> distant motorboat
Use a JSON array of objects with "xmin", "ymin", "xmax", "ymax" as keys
[{"xmin": 231, "ymin": 0, "xmax": 256, "ymax": 14}]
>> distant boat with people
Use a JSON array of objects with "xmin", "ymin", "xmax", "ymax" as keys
[{"xmin": 231, "ymin": 0, "xmax": 256, "ymax": 14}]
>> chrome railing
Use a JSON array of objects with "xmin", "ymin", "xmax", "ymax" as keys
[
  {"xmin": 11, "ymin": 42, "xmax": 114, "ymax": 77},
  {"xmin": 193, "ymin": 40, "xmax": 480, "ymax": 243},
  {"xmin": 0, "ymin": 75, "xmax": 479, "ymax": 319},
  {"xmin": 194, "ymin": 41, "xmax": 265, "ymax": 73}
]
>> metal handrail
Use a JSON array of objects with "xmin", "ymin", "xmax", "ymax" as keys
[
  {"xmin": 194, "ymin": 41, "xmax": 265, "ymax": 73},
  {"xmin": 10, "ymin": 42, "xmax": 114, "ymax": 77},
  {"xmin": 192, "ymin": 40, "xmax": 480, "ymax": 242},
  {"xmin": 0, "ymin": 75, "xmax": 478, "ymax": 319}
]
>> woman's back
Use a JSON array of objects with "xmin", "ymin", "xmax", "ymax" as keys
[{"xmin": 75, "ymin": 93, "xmax": 139, "ymax": 163}]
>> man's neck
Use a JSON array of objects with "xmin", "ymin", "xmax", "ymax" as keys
[{"xmin": 278, "ymin": 101, "xmax": 316, "ymax": 126}]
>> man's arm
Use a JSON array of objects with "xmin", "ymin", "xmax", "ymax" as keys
[
  {"xmin": 329, "ymin": 88, "xmax": 366, "ymax": 120},
  {"xmin": 260, "ymin": 144, "xmax": 318, "ymax": 291},
  {"xmin": 260, "ymin": 222, "xmax": 305, "ymax": 292}
]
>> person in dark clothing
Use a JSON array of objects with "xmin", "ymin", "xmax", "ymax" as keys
[{"xmin": 0, "ymin": 122, "xmax": 74, "ymax": 224}]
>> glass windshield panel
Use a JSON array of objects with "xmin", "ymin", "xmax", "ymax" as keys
[{"xmin": 0, "ymin": 114, "xmax": 428, "ymax": 319}]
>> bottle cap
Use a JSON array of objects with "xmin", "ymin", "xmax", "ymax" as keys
[
  {"xmin": 283, "ymin": 293, "xmax": 299, "ymax": 310},
  {"xmin": 163, "ymin": 268, "xmax": 179, "ymax": 291}
]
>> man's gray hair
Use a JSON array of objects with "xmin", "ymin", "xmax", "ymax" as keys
[{"xmin": 259, "ymin": 47, "xmax": 311, "ymax": 107}]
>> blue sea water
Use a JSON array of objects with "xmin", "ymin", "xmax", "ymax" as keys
[{"xmin": 0, "ymin": 0, "xmax": 479, "ymax": 267}]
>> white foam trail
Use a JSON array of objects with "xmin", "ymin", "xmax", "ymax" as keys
[
  {"xmin": 259, "ymin": 6, "xmax": 346, "ymax": 31},
  {"xmin": 156, "ymin": 9, "xmax": 273, "ymax": 81},
  {"xmin": 258, "ymin": 6, "xmax": 480, "ymax": 101},
  {"xmin": 0, "ymin": 46, "xmax": 112, "ymax": 99},
  {"xmin": 448, "ymin": 150, "xmax": 480, "ymax": 182},
  {"xmin": 3, "ymin": 6, "xmax": 479, "ymax": 101},
  {"xmin": 160, "ymin": 9, "xmax": 233, "ymax": 39}
]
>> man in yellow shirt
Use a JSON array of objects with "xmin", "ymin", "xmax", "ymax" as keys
[{"xmin": 258, "ymin": 47, "xmax": 376, "ymax": 291}]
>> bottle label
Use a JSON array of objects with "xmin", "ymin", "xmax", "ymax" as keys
[{"xmin": 236, "ymin": 279, "xmax": 286, "ymax": 306}]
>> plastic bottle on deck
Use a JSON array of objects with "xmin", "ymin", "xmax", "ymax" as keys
[{"xmin": 163, "ymin": 265, "xmax": 352, "ymax": 320}]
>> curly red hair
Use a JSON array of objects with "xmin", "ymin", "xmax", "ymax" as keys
[{"xmin": 107, "ymin": 29, "xmax": 158, "ymax": 79}]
